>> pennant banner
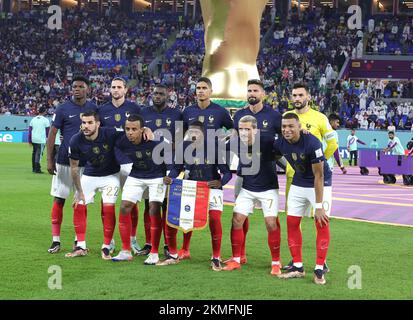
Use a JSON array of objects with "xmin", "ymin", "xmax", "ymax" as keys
[{"xmin": 166, "ymin": 179, "xmax": 210, "ymax": 233}]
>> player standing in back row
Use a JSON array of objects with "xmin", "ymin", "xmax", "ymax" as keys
[
  {"xmin": 98, "ymin": 77, "xmax": 142, "ymax": 254},
  {"xmin": 137, "ymin": 84, "xmax": 183, "ymax": 257},
  {"xmin": 46, "ymin": 76, "xmax": 97, "ymax": 254}
]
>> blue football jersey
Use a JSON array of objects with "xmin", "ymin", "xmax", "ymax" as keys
[
  {"xmin": 182, "ymin": 102, "xmax": 234, "ymax": 131},
  {"xmin": 52, "ymin": 99, "xmax": 98, "ymax": 165},
  {"xmin": 233, "ymin": 105, "xmax": 282, "ymax": 138},
  {"xmin": 69, "ymin": 127, "xmax": 122, "ymax": 177},
  {"xmin": 115, "ymin": 135, "xmax": 167, "ymax": 179},
  {"xmin": 274, "ymin": 133, "xmax": 332, "ymax": 187}
]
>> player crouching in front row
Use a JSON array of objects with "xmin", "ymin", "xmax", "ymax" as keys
[
  {"xmin": 223, "ymin": 116, "xmax": 282, "ymax": 276},
  {"xmin": 163, "ymin": 121, "xmax": 232, "ymax": 270},
  {"xmin": 111, "ymin": 114, "xmax": 168, "ymax": 265},
  {"xmin": 275, "ymin": 113, "xmax": 332, "ymax": 285},
  {"xmin": 66, "ymin": 111, "xmax": 122, "ymax": 259}
]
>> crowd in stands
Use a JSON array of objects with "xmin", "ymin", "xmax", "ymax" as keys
[
  {"xmin": 1, "ymin": 6, "xmax": 413, "ymax": 132},
  {"xmin": 0, "ymin": 7, "xmax": 178, "ymax": 116},
  {"xmin": 261, "ymin": 11, "xmax": 359, "ymax": 98},
  {"xmin": 365, "ymin": 16, "xmax": 413, "ymax": 55},
  {"xmin": 333, "ymin": 79, "xmax": 413, "ymax": 131}
]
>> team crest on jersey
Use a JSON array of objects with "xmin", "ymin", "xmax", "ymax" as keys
[
  {"xmin": 300, "ymin": 153, "xmax": 306, "ymax": 160},
  {"xmin": 166, "ymin": 118, "xmax": 172, "ymax": 127},
  {"xmin": 198, "ymin": 116, "xmax": 205, "ymax": 123},
  {"xmin": 262, "ymin": 120, "xmax": 268, "ymax": 128},
  {"xmin": 156, "ymin": 119, "xmax": 162, "ymax": 127},
  {"xmin": 93, "ymin": 147, "xmax": 100, "ymax": 154},
  {"xmin": 292, "ymin": 153, "xmax": 297, "ymax": 161},
  {"xmin": 208, "ymin": 115, "xmax": 214, "ymax": 123},
  {"xmin": 296, "ymin": 164, "xmax": 305, "ymax": 173},
  {"xmin": 136, "ymin": 151, "xmax": 142, "ymax": 159},
  {"xmin": 115, "ymin": 114, "xmax": 121, "ymax": 122},
  {"xmin": 103, "ymin": 144, "xmax": 110, "ymax": 151}
]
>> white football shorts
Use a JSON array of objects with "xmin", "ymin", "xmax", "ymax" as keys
[
  {"xmin": 79, "ymin": 173, "xmax": 120, "ymax": 205},
  {"xmin": 122, "ymin": 177, "xmax": 166, "ymax": 203},
  {"xmin": 234, "ymin": 188, "xmax": 279, "ymax": 218},
  {"xmin": 287, "ymin": 185, "xmax": 332, "ymax": 217},
  {"xmin": 50, "ymin": 164, "xmax": 84, "ymax": 199}
]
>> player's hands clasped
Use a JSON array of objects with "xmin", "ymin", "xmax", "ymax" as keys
[
  {"xmin": 163, "ymin": 176, "xmax": 173, "ymax": 185},
  {"xmin": 208, "ymin": 180, "xmax": 222, "ymax": 189},
  {"xmin": 314, "ymin": 208, "xmax": 329, "ymax": 227}
]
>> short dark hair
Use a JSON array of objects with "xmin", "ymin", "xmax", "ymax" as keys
[
  {"xmin": 388, "ymin": 131, "xmax": 395, "ymax": 135},
  {"xmin": 112, "ymin": 77, "xmax": 127, "ymax": 87},
  {"xmin": 72, "ymin": 75, "xmax": 90, "ymax": 86},
  {"xmin": 38, "ymin": 106, "xmax": 46, "ymax": 114},
  {"xmin": 247, "ymin": 79, "xmax": 264, "ymax": 90},
  {"xmin": 154, "ymin": 83, "xmax": 168, "ymax": 90},
  {"xmin": 328, "ymin": 113, "xmax": 341, "ymax": 122},
  {"xmin": 197, "ymin": 77, "xmax": 212, "ymax": 89},
  {"xmin": 292, "ymin": 82, "xmax": 309, "ymax": 93},
  {"xmin": 282, "ymin": 113, "xmax": 300, "ymax": 121},
  {"xmin": 188, "ymin": 120, "xmax": 204, "ymax": 130},
  {"xmin": 126, "ymin": 114, "xmax": 144, "ymax": 128},
  {"xmin": 81, "ymin": 110, "xmax": 99, "ymax": 121}
]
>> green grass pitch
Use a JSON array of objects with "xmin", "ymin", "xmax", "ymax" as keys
[{"xmin": 1, "ymin": 143, "xmax": 412, "ymax": 300}]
